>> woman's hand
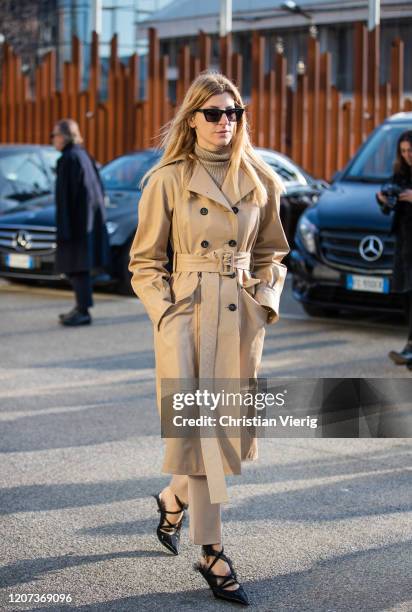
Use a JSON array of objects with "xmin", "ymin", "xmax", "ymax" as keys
[{"xmin": 398, "ymin": 189, "xmax": 412, "ymax": 203}]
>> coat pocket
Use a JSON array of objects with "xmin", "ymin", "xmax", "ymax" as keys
[
  {"xmin": 169, "ymin": 271, "xmax": 200, "ymax": 303},
  {"xmin": 241, "ymin": 285, "xmax": 268, "ymax": 324},
  {"xmin": 158, "ymin": 272, "xmax": 200, "ymax": 331}
]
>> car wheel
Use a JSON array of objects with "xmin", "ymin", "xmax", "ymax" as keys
[
  {"xmin": 302, "ymin": 303, "xmax": 339, "ymax": 317},
  {"xmin": 115, "ymin": 238, "xmax": 134, "ymax": 296}
]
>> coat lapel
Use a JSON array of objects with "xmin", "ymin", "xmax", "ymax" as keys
[{"xmin": 187, "ymin": 158, "xmax": 256, "ymax": 211}]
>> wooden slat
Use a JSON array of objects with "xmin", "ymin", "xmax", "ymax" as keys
[
  {"xmin": 307, "ymin": 36, "xmax": 320, "ymax": 177},
  {"xmin": 125, "ymin": 53, "xmax": 138, "ymax": 152},
  {"xmin": 220, "ymin": 32, "xmax": 232, "ymax": 78},
  {"xmin": 353, "ymin": 22, "xmax": 368, "ymax": 150},
  {"xmin": 275, "ymin": 50, "xmax": 287, "ymax": 154},
  {"xmin": 250, "ymin": 30, "xmax": 265, "ymax": 147},
  {"xmin": 319, "ymin": 52, "xmax": 332, "ymax": 180},
  {"xmin": 9, "ymin": 51, "xmax": 17, "ymax": 141},
  {"xmin": 330, "ymin": 86, "xmax": 343, "ymax": 175},
  {"xmin": 0, "ymin": 42, "xmax": 10, "ymax": 141},
  {"xmin": 0, "ymin": 23, "xmax": 410, "ymax": 182},
  {"xmin": 176, "ymin": 45, "xmax": 191, "ymax": 107},
  {"xmin": 379, "ymin": 82, "xmax": 391, "ymax": 123},
  {"xmin": 34, "ymin": 63, "xmax": 42, "ymax": 143},
  {"xmin": 342, "ymin": 100, "xmax": 354, "ymax": 163},
  {"xmin": 232, "ymin": 53, "xmax": 242, "ymax": 93},
  {"xmin": 263, "ymin": 69, "xmax": 275, "ymax": 150},
  {"xmin": 390, "ymin": 38, "xmax": 403, "ymax": 115},
  {"xmin": 159, "ymin": 54, "xmax": 169, "ymax": 138},
  {"xmin": 96, "ymin": 102, "xmax": 108, "ymax": 164},
  {"xmin": 190, "ymin": 55, "xmax": 200, "ymax": 83},
  {"xmin": 294, "ymin": 73, "xmax": 308, "ymax": 167},
  {"xmin": 367, "ymin": 25, "xmax": 380, "ymax": 132},
  {"xmin": 199, "ymin": 31, "xmax": 211, "ymax": 72}
]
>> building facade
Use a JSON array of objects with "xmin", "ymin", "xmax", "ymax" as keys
[{"xmin": 137, "ymin": 0, "xmax": 412, "ymax": 97}]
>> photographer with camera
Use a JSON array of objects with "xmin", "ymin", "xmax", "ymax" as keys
[{"xmin": 376, "ymin": 130, "xmax": 412, "ymax": 366}]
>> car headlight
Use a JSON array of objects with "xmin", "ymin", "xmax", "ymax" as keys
[
  {"xmin": 106, "ymin": 221, "xmax": 118, "ymax": 235},
  {"xmin": 298, "ymin": 217, "xmax": 318, "ymax": 254}
]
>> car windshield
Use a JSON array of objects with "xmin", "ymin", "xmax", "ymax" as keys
[
  {"xmin": 100, "ymin": 153, "xmax": 161, "ymax": 190},
  {"xmin": 0, "ymin": 150, "xmax": 52, "ymax": 201},
  {"xmin": 344, "ymin": 122, "xmax": 412, "ymax": 182},
  {"xmin": 259, "ymin": 152, "xmax": 309, "ymax": 186}
]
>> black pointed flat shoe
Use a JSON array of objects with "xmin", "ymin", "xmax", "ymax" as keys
[
  {"xmin": 193, "ymin": 544, "xmax": 250, "ymax": 606},
  {"xmin": 153, "ymin": 492, "xmax": 188, "ymax": 555}
]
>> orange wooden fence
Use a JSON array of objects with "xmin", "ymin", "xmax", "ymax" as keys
[{"xmin": 1, "ymin": 24, "xmax": 411, "ymax": 180}]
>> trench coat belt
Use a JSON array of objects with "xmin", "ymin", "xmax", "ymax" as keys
[
  {"xmin": 173, "ymin": 248, "xmax": 251, "ymax": 504},
  {"xmin": 173, "ymin": 249, "xmax": 251, "ymax": 274}
]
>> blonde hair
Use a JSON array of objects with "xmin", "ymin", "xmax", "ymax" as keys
[
  {"xmin": 139, "ymin": 70, "xmax": 285, "ymax": 206},
  {"xmin": 55, "ymin": 118, "xmax": 84, "ymax": 145}
]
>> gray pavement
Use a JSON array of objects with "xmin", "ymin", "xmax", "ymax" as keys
[{"xmin": 0, "ymin": 277, "xmax": 411, "ymax": 611}]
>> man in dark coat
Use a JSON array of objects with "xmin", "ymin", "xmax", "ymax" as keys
[{"xmin": 52, "ymin": 118, "xmax": 111, "ymax": 326}]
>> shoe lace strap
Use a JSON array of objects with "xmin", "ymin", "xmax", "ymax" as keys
[
  {"xmin": 174, "ymin": 493, "xmax": 189, "ymax": 511},
  {"xmin": 202, "ymin": 545, "xmax": 237, "ymax": 578}
]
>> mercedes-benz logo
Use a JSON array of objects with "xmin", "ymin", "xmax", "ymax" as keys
[
  {"xmin": 14, "ymin": 230, "xmax": 32, "ymax": 251},
  {"xmin": 359, "ymin": 235, "xmax": 384, "ymax": 261}
]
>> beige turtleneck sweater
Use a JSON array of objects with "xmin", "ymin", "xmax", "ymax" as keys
[{"xmin": 194, "ymin": 141, "xmax": 232, "ymax": 189}]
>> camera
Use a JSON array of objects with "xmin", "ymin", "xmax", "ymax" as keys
[{"xmin": 376, "ymin": 182, "xmax": 403, "ymax": 214}]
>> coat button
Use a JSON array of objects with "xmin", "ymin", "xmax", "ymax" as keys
[
  {"xmin": 228, "ymin": 239, "xmax": 237, "ymax": 247},
  {"xmin": 201, "ymin": 240, "xmax": 209, "ymax": 248},
  {"xmin": 232, "ymin": 206, "xmax": 239, "ymax": 214},
  {"xmin": 228, "ymin": 303, "xmax": 237, "ymax": 311},
  {"xmin": 200, "ymin": 207, "xmax": 208, "ymax": 215}
]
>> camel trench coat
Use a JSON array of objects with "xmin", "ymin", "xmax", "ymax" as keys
[{"xmin": 128, "ymin": 156, "xmax": 290, "ymax": 503}]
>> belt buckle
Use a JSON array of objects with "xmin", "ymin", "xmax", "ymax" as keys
[{"xmin": 220, "ymin": 249, "xmax": 235, "ymax": 276}]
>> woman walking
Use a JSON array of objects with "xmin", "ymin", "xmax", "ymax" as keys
[
  {"xmin": 128, "ymin": 71, "xmax": 290, "ymax": 605},
  {"xmin": 52, "ymin": 118, "xmax": 111, "ymax": 326},
  {"xmin": 377, "ymin": 130, "xmax": 412, "ymax": 366}
]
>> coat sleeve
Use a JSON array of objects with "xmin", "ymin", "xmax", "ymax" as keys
[
  {"xmin": 252, "ymin": 182, "xmax": 290, "ymax": 324},
  {"xmin": 128, "ymin": 169, "xmax": 174, "ymax": 330},
  {"xmin": 55, "ymin": 154, "xmax": 83, "ymax": 241}
]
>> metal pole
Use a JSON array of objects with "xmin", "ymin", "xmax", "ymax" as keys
[
  {"xmin": 368, "ymin": 0, "xmax": 380, "ymax": 30},
  {"xmin": 220, "ymin": 0, "xmax": 232, "ymax": 37},
  {"xmin": 91, "ymin": 0, "xmax": 103, "ymax": 35}
]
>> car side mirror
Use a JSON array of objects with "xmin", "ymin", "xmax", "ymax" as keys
[{"xmin": 313, "ymin": 179, "xmax": 330, "ymax": 190}]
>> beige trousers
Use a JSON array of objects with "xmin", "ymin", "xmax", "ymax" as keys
[{"xmin": 169, "ymin": 474, "xmax": 222, "ymax": 545}]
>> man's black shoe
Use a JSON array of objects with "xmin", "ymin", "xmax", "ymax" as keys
[
  {"xmin": 388, "ymin": 342, "xmax": 412, "ymax": 365},
  {"xmin": 59, "ymin": 306, "xmax": 79, "ymax": 322},
  {"xmin": 60, "ymin": 310, "xmax": 92, "ymax": 326}
]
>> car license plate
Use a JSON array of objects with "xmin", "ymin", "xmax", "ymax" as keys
[
  {"xmin": 5, "ymin": 253, "xmax": 35, "ymax": 269},
  {"xmin": 346, "ymin": 274, "xmax": 390, "ymax": 294}
]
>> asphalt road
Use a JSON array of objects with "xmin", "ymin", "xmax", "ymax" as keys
[{"xmin": 0, "ymin": 277, "xmax": 411, "ymax": 611}]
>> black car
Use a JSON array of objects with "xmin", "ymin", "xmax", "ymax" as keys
[
  {"xmin": 290, "ymin": 112, "xmax": 412, "ymax": 317},
  {"xmin": 0, "ymin": 147, "xmax": 325, "ymax": 294}
]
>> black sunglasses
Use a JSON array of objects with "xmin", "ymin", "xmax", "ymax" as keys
[{"xmin": 194, "ymin": 107, "xmax": 244, "ymax": 123}]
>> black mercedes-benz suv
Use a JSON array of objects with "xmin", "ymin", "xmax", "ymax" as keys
[{"xmin": 290, "ymin": 112, "xmax": 412, "ymax": 317}]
